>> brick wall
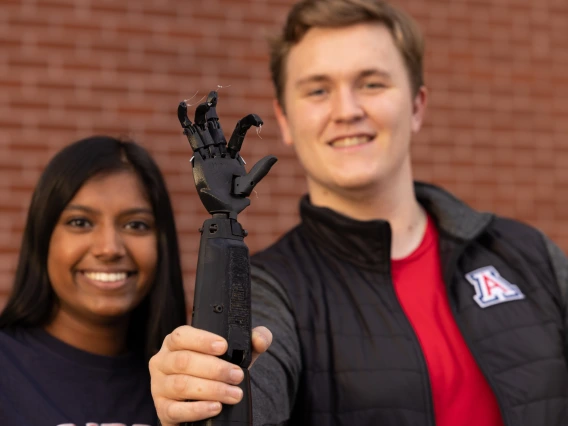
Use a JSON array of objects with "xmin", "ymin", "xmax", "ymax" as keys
[{"xmin": 1, "ymin": 0, "xmax": 567, "ymax": 310}]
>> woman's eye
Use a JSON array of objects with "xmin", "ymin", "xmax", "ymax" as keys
[
  {"xmin": 66, "ymin": 218, "xmax": 90, "ymax": 228},
  {"xmin": 125, "ymin": 221, "xmax": 151, "ymax": 231}
]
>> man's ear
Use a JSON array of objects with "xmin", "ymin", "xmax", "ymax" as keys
[
  {"xmin": 273, "ymin": 99, "xmax": 294, "ymax": 146},
  {"xmin": 411, "ymin": 86, "xmax": 428, "ymax": 134}
]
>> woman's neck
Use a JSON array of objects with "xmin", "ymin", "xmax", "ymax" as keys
[{"xmin": 44, "ymin": 308, "xmax": 129, "ymax": 356}]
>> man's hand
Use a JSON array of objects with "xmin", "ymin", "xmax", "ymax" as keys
[{"xmin": 149, "ymin": 325, "xmax": 272, "ymax": 426}]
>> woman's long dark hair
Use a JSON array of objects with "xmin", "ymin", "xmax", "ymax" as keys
[{"xmin": 0, "ymin": 136, "xmax": 187, "ymax": 362}]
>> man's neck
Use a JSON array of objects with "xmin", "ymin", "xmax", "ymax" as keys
[{"xmin": 307, "ymin": 174, "xmax": 427, "ymax": 259}]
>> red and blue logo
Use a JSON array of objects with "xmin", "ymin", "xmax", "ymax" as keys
[{"xmin": 465, "ymin": 266, "xmax": 525, "ymax": 308}]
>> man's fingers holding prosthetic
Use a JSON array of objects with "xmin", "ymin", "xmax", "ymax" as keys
[
  {"xmin": 156, "ymin": 348, "xmax": 245, "ymax": 385},
  {"xmin": 158, "ymin": 374, "xmax": 244, "ymax": 404},
  {"xmin": 251, "ymin": 326, "xmax": 273, "ymax": 367},
  {"xmin": 153, "ymin": 399, "xmax": 222, "ymax": 426},
  {"xmin": 162, "ymin": 325, "xmax": 228, "ymax": 355}
]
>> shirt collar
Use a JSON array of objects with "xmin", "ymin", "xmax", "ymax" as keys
[{"xmin": 298, "ymin": 182, "xmax": 493, "ymax": 270}]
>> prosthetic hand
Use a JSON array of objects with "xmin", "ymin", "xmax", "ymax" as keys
[
  {"xmin": 178, "ymin": 90, "xmax": 277, "ymax": 219},
  {"xmin": 177, "ymin": 91, "xmax": 277, "ymax": 425}
]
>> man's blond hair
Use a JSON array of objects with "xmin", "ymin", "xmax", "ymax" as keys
[{"xmin": 269, "ymin": 0, "xmax": 425, "ymax": 108}]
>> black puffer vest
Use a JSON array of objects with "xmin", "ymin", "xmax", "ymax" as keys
[{"xmin": 251, "ymin": 183, "xmax": 568, "ymax": 426}]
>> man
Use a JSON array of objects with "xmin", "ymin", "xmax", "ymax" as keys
[{"xmin": 149, "ymin": 1, "xmax": 568, "ymax": 425}]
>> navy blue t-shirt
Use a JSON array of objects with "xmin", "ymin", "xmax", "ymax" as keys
[{"xmin": 0, "ymin": 327, "xmax": 157, "ymax": 426}]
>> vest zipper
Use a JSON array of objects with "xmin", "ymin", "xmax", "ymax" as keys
[
  {"xmin": 442, "ymin": 240, "xmax": 512, "ymax": 426},
  {"xmin": 388, "ymin": 277, "xmax": 436, "ymax": 426}
]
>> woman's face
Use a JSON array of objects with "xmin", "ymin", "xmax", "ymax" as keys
[{"xmin": 47, "ymin": 170, "xmax": 158, "ymax": 326}]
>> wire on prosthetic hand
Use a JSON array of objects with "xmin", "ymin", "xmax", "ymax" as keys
[{"xmin": 177, "ymin": 91, "xmax": 277, "ymax": 426}]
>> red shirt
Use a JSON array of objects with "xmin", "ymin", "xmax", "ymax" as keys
[{"xmin": 391, "ymin": 215, "xmax": 504, "ymax": 426}]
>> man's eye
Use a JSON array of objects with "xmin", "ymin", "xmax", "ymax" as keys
[
  {"xmin": 67, "ymin": 218, "xmax": 90, "ymax": 228},
  {"xmin": 307, "ymin": 88, "xmax": 327, "ymax": 97},
  {"xmin": 363, "ymin": 82, "xmax": 386, "ymax": 89}
]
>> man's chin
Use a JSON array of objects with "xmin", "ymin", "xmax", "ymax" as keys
[
  {"xmin": 307, "ymin": 173, "xmax": 385, "ymax": 201},
  {"xmin": 333, "ymin": 175, "xmax": 383, "ymax": 193}
]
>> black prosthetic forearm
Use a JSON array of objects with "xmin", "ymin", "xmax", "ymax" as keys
[{"xmin": 177, "ymin": 91, "xmax": 277, "ymax": 426}]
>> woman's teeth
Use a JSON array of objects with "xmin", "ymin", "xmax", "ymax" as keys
[
  {"xmin": 84, "ymin": 272, "xmax": 128, "ymax": 282},
  {"xmin": 331, "ymin": 136, "xmax": 371, "ymax": 147}
]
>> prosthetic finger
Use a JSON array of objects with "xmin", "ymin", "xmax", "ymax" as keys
[
  {"xmin": 194, "ymin": 91, "xmax": 228, "ymax": 158},
  {"xmin": 227, "ymin": 114, "xmax": 263, "ymax": 159},
  {"xmin": 233, "ymin": 155, "xmax": 278, "ymax": 197},
  {"xmin": 178, "ymin": 102, "xmax": 207, "ymax": 160}
]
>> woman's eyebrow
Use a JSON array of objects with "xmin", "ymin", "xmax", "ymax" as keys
[
  {"xmin": 64, "ymin": 205, "xmax": 153, "ymax": 216},
  {"xmin": 64, "ymin": 204, "xmax": 98, "ymax": 214}
]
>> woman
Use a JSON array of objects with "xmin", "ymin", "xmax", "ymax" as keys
[{"xmin": 0, "ymin": 135, "xmax": 187, "ymax": 425}]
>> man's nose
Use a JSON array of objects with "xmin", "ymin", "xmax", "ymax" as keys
[
  {"xmin": 331, "ymin": 87, "xmax": 365, "ymax": 124},
  {"xmin": 91, "ymin": 225, "xmax": 126, "ymax": 260}
]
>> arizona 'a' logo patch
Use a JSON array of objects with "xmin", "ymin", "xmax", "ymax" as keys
[{"xmin": 465, "ymin": 266, "xmax": 525, "ymax": 308}]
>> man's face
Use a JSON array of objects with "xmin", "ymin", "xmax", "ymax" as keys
[{"xmin": 275, "ymin": 23, "xmax": 427, "ymax": 197}]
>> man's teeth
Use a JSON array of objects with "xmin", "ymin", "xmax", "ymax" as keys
[
  {"xmin": 331, "ymin": 136, "xmax": 371, "ymax": 147},
  {"xmin": 84, "ymin": 272, "xmax": 128, "ymax": 282}
]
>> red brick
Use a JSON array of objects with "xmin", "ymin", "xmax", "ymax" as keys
[{"xmin": 1, "ymin": 0, "xmax": 567, "ymax": 308}]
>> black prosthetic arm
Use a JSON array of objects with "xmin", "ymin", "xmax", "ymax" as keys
[{"xmin": 177, "ymin": 91, "xmax": 277, "ymax": 426}]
